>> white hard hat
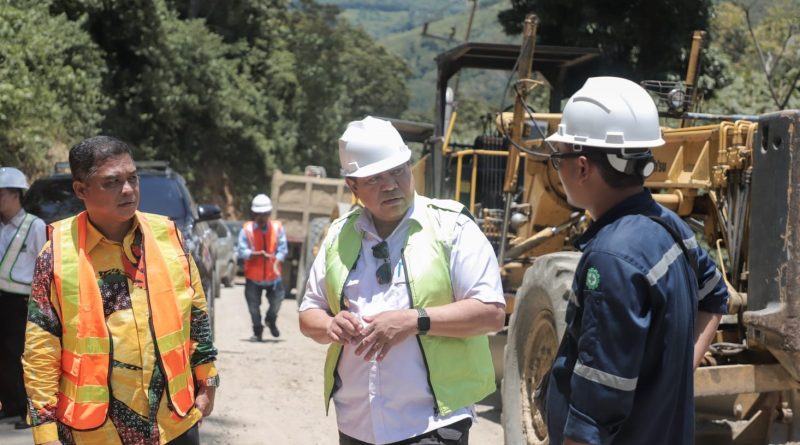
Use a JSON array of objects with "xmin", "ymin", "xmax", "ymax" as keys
[
  {"xmin": 546, "ymin": 77, "xmax": 665, "ymax": 149},
  {"xmin": 0, "ymin": 167, "xmax": 29, "ymax": 191},
  {"xmin": 339, "ymin": 116, "xmax": 411, "ymax": 178},
  {"xmin": 251, "ymin": 194, "xmax": 272, "ymax": 213}
]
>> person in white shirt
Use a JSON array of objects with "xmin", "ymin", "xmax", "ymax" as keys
[
  {"xmin": 0, "ymin": 167, "xmax": 46, "ymax": 429},
  {"xmin": 299, "ymin": 116, "xmax": 505, "ymax": 445}
]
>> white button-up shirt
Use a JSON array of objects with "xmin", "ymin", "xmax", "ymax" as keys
[
  {"xmin": 0, "ymin": 208, "xmax": 47, "ymax": 292},
  {"xmin": 300, "ymin": 194, "xmax": 504, "ymax": 444}
]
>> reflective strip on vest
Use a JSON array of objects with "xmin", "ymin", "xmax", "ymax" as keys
[
  {"xmin": 243, "ymin": 220, "xmax": 282, "ymax": 281},
  {"xmin": 52, "ymin": 213, "xmax": 111, "ymax": 429},
  {"xmin": 0, "ymin": 213, "xmax": 36, "ymax": 294},
  {"xmin": 138, "ymin": 212, "xmax": 195, "ymax": 416},
  {"xmin": 322, "ymin": 197, "xmax": 495, "ymax": 416},
  {"xmin": 51, "ymin": 211, "xmax": 195, "ymax": 429}
]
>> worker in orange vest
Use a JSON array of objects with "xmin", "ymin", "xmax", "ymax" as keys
[
  {"xmin": 22, "ymin": 136, "xmax": 218, "ymax": 445},
  {"xmin": 238, "ymin": 194, "xmax": 288, "ymax": 341}
]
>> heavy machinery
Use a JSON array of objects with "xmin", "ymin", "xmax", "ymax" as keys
[{"xmin": 414, "ymin": 14, "xmax": 800, "ymax": 445}]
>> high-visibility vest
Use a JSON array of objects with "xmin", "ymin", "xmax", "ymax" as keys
[
  {"xmin": 322, "ymin": 197, "xmax": 495, "ymax": 416},
  {"xmin": 242, "ymin": 220, "xmax": 282, "ymax": 282},
  {"xmin": 0, "ymin": 212, "xmax": 39, "ymax": 294},
  {"xmin": 51, "ymin": 211, "xmax": 195, "ymax": 430}
]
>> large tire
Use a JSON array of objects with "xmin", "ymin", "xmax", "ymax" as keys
[
  {"xmin": 503, "ymin": 252, "xmax": 580, "ymax": 445},
  {"xmin": 295, "ymin": 217, "xmax": 331, "ymax": 306}
]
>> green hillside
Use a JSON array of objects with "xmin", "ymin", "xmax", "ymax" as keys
[{"xmin": 320, "ymin": 0, "xmax": 520, "ymax": 115}]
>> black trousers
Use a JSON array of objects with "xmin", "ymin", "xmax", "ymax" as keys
[
  {"xmin": 339, "ymin": 418, "xmax": 472, "ymax": 445},
  {"xmin": 167, "ymin": 423, "xmax": 200, "ymax": 445},
  {"xmin": 0, "ymin": 291, "xmax": 29, "ymax": 417}
]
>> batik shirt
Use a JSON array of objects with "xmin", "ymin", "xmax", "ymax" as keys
[{"xmin": 23, "ymin": 218, "xmax": 219, "ymax": 445}]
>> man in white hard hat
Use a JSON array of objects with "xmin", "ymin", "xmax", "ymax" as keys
[
  {"xmin": 299, "ymin": 116, "xmax": 505, "ymax": 445},
  {"xmin": 542, "ymin": 78, "xmax": 728, "ymax": 445},
  {"xmin": 0, "ymin": 167, "xmax": 45, "ymax": 429},
  {"xmin": 238, "ymin": 193, "xmax": 287, "ymax": 340}
]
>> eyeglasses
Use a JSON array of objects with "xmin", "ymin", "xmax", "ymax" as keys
[
  {"xmin": 549, "ymin": 151, "xmax": 586, "ymax": 170},
  {"xmin": 371, "ymin": 241, "xmax": 391, "ymax": 285}
]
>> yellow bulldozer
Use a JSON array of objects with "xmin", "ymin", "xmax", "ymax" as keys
[{"xmin": 411, "ymin": 15, "xmax": 800, "ymax": 445}]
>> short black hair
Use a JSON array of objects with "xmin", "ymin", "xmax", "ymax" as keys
[
  {"xmin": 567, "ymin": 145, "xmax": 646, "ymax": 189},
  {"xmin": 68, "ymin": 136, "xmax": 133, "ymax": 181}
]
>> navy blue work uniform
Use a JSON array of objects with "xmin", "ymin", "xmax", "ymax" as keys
[{"xmin": 546, "ymin": 190, "xmax": 728, "ymax": 445}]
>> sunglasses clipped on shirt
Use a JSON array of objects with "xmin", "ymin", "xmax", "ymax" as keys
[{"xmin": 371, "ymin": 241, "xmax": 392, "ymax": 285}]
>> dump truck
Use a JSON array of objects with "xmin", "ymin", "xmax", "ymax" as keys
[
  {"xmin": 269, "ymin": 168, "xmax": 352, "ymax": 298},
  {"xmin": 413, "ymin": 15, "xmax": 800, "ymax": 445}
]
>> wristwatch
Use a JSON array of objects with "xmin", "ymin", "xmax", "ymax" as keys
[{"xmin": 417, "ymin": 307, "xmax": 430, "ymax": 336}]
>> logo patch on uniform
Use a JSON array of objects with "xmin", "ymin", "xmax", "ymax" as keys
[{"xmin": 586, "ymin": 267, "xmax": 600, "ymax": 290}]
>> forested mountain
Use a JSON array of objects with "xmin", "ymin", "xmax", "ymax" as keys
[{"xmin": 0, "ymin": 0, "xmax": 409, "ymax": 214}]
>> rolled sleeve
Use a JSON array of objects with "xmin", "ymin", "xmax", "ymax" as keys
[
  {"xmin": 565, "ymin": 252, "xmax": 651, "ymax": 444},
  {"xmin": 695, "ymin": 247, "xmax": 728, "ymax": 314},
  {"xmin": 449, "ymin": 216, "xmax": 505, "ymax": 306},
  {"xmin": 237, "ymin": 227, "xmax": 253, "ymax": 261},
  {"xmin": 275, "ymin": 225, "xmax": 288, "ymax": 263},
  {"xmin": 298, "ymin": 246, "xmax": 331, "ymax": 312}
]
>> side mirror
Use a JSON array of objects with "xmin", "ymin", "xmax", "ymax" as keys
[{"xmin": 197, "ymin": 204, "xmax": 222, "ymax": 222}]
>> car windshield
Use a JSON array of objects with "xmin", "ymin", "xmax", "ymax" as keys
[
  {"xmin": 138, "ymin": 176, "xmax": 189, "ymax": 227},
  {"xmin": 23, "ymin": 178, "xmax": 83, "ymax": 223},
  {"xmin": 24, "ymin": 174, "xmax": 190, "ymax": 226}
]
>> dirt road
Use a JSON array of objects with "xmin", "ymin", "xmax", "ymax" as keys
[
  {"xmin": 0, "ymin": 279, "xmax": 504, "ymax": 444},
  {"xmin": 201, "ymin": 279, "xmax": 504, "ymax": 444}
]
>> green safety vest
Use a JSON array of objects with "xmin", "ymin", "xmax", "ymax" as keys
[
  {"xmin": 322, "ymin": 196, "xmax": 495, "ymax": 416},
  {"xmin": 0, "ymin": 212, "xmax": 38, "ymax": 294}
]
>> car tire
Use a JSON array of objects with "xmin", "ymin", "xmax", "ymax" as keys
[{"xmin": 222, "ymin": 261, "xmax": 236, "ymax": 287}]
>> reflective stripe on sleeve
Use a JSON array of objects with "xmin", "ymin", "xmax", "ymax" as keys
[
  {"xmin": 698, "ymin": 269, "xmax": 722, "ymax": 301},
  {"xmin": 645, "ymin": 244, "xmax": 683, "ymax": 286},
  {"xmin": 574, "ymin": 361, "xmax": 638, "ymax": 391}
]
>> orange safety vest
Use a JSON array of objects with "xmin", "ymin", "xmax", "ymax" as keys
[
  {"xmin": 242, "ymin": 220, "xmax": 283, "ymax": 282},
  {"xmin": 50, "ymin": 211, "xmax": 195, "ymax": 430}
]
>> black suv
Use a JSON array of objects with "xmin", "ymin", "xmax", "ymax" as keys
[{"xmin": 23, "ymin": 162, "xmax": 222, "ymax": 332}]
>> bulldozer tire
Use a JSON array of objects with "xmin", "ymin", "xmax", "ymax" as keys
[
  {"xmin": 295, "ymin": 217, "xmax": 331, "ymax": 307},
  {"xmin": 502, "ymin": 252, "xmax": 579, "ymax": 445}
]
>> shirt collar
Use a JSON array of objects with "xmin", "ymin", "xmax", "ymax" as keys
[
  {"xmin": 85, "ymin": 214, "xmax": 142, "ymax": 264},
  {"xmin": 574, "ymin": 189, "xmax": 658, "ymax": 250}
]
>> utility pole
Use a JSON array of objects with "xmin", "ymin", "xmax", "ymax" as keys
[{"xmin": 452, "ymin": 0, "xmax": 479, "ymax": 97}]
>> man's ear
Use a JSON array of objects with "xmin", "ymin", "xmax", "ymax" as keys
[
  {"xmin": 72, "ymin": 180, "xmax": 86, "ymax": 200},
  {"xmin": 577, "ymin": 156, "xmax": 592, "ymax": 182},
  {"xmin": 345, "ymin": 177, "xmax": 358, "ymax": 196}
]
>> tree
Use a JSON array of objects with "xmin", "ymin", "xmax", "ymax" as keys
[
  {"xmin": 286, "ymin": 0, "xmax": 409, "ymax": 175},
  {"xmin": 497, "ymin": 0, "xmax": 714, "ymax": 82},
  {"xmin": 0, "ymin": 0, "xmax": 109, "ymax": 175},
  {"xmin": 704, "ymin": 0, "xmax": 800, "ymax": 113}
]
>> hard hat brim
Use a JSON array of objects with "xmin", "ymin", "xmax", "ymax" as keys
[
  {"xmin": 545, "ymin": 132, "xmax": 665, "ymax": 149},
  {"xmin": 251, "ymin": 205, "xmax": 273, "ymax": 213},
  {"xmin": 343, "ymin": 149, "xmax": 411, "ymax": 178}
]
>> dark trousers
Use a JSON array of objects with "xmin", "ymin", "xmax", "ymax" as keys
[
  {"xmin": 339, "ymin": 418, "xmax": 472, "ymax": 445},
  {"xmin": 0, "ymin": 291, "xmax": 29, "ymax": 417},
  {"xmin": 167, "ymin": 423, "xmax": 199, "ymax": 445},
  {"xmin": 244, "ymin": 279, "xmax": 284, "ymax": 337}
]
